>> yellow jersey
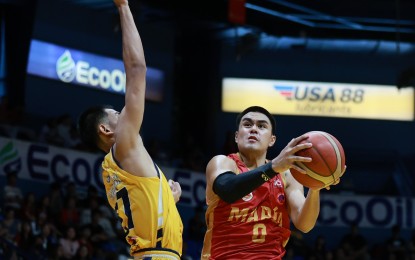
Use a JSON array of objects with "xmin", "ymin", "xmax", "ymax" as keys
[{"xmin": 102, "ymin": 150, "xmax": 183, "ymax": 259}]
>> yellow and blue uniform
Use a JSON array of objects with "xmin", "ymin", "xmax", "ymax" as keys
[{"xmin": 102, "ymin": 149, "xmax": 183, "ymax": 259}]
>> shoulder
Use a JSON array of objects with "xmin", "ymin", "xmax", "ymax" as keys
[
  {"xmin": 207, "ymin": 154, "xmax": 235, "ymax": 168},
  {"xmin": 210, "ymin": 154, "xmax": 230, "ymax": 161},
  {"xmin": 102, "ymin": 150, "xmax": 116, "ymax": 167},
  {"xmin": 205, "ymin": 155, "xmax": 238, "ymax": 183}
]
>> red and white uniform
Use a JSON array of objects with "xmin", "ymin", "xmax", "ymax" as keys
[{"xmin": 202, "ymin": 153, "xmax": 291, "ymax": 260}]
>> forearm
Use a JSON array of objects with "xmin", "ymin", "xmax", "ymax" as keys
[
  {"xmin": 213, "ymin": 163, "xmax": 277, "ymax": 203},
  {"xmin": 294, "ymin": 189, "xmax": 320, "ymax": 233},
  {"xmin": 117, "ymin": 0, "xmax": 146, "ymax": 121},
  {"xmin": 118, "ymin": 3, "xmax": 146, "ymax": 70}
]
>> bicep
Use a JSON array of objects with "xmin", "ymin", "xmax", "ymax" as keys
[
  {"xmin": 115, "ymin": 106, "xmax": 143, "ymax": 153},
  {"xmin": 206, "ymin": 155, "xmax": 238, "ymax": 187}
]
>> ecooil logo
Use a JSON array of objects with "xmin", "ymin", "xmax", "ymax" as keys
[
  {"xmin": 55, "ymin": 50, "xmax": 126, "ymax": 93},
  {"xmin": 0, "ymin": 141, "xmax": 22, "ymax": 175},
  {"xmin": 56, "ymin": 50, "xmax": 76, "ymax": 83}
]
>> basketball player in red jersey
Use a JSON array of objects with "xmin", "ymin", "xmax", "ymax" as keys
[{"xmin": 201, "ymin": 106, "xmax": 344, "ymax": 259}]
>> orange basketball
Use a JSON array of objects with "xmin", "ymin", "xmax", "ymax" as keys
[{"xmin": 291, "ymin": 131, "xmax": 346, "ymax": 189}]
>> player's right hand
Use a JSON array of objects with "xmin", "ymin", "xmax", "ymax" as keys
[{"xmin": 271, "ymin": 134, "xmax": 312, "ymax": 174}]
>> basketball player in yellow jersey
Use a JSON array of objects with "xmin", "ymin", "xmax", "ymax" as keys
[{"xmin": 77, "ymin": 0, "xmax": 183, "ymax": 259}]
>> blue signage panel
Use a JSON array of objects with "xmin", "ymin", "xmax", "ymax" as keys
[{"xmin": 27, "ymin": 39, "xmax": 164, "ymax": 101}]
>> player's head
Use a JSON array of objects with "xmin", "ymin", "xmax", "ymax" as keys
[
  {"xmin": 235, "ymin": 106, "xmax": 277, "ymax": 152},
  {"xmin": 236, "ymin": 106, "xmax": 276, "ymax": 134},
  {"xmin": 77, "ymin": 105, "xmax": 116, "ymax": 152}
]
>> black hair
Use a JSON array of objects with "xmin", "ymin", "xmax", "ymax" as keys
[
  {"xmin": 236, "ymin": 106, "xmax": 276, "ymax": 134},
  {"xmin": 77, "ymin": 105, "xmax": 113, "ymax": 151}
]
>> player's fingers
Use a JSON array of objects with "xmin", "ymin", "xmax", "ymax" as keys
[
  {"xmin": 287, "ymin": 135, "xmax": 307, "ymax": 147},
  {"xmin": 291, "ymin": 142, "xmax": 312, "ymax": 154},
  {"xmin": 291, "ymin": 164, "xmax": 307, "ymax": 175},
  {"xmin": 292, "ymin": 155, "xmax": 312, "ymax": 163},
  {"xmin": 324, "ymin": 178, "xmax": 340, "ymax": 190},
  {"xmin": 168, "ymin": 179, "xmax": 175, "ymax": 189},
  {"xmin": 174, "ymin": 181, "xmax": 181, "ymax": 192},
  {"xmin": 293, "ymin": 134, "xmax": 309, "ymax": 145}
]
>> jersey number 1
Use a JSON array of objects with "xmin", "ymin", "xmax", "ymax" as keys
[{"xmin": 116, "ymin": 187, "xmax": 134, "ymax": 233}]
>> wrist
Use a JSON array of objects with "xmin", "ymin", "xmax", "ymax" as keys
[
  {"xmin": 259, "ymin": 162, "xmax": 278, "ymax": 181},
  {"xmin": 307, "ymin": 188, "xmax": 321, "ymax": 194}
]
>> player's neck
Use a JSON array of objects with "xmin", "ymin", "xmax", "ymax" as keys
[{"xmin": 238, "ymin": 152, "xmax": 267, "ymax": 170}]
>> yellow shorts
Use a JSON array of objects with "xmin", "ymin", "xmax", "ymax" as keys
[{"xmin": 133, "ymin": 250, "xmax": 180, "ymax": 260}]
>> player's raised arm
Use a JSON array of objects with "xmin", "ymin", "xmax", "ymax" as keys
[
  {"xmin": 114, "ymin": 0, "xmax": 147, "ymax": 152},
  {"xmin": 77, "ymin": 4, "xmax": 184, "ymax": 257}
]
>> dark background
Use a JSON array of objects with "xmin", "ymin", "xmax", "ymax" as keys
[{"xmin": 1, "ymin": 0, "xmax": 415, "ymax": 257}]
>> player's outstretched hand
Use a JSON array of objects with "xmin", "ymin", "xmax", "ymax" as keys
[
  {"xmin": 114, "ymin": 0, "xmax": 128, "ymax": 7},
  {"xmin": 271, "ymin": 134, "xmax": 313, "ymax": 174},
  {"xmin": 169, "ymin": 179, "xmax": 182, "ymax": 203}
]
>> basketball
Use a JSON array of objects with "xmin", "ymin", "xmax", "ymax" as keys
[{"xmin": 291, "ymin": 131, "xmax": 346, "ymax": 189}]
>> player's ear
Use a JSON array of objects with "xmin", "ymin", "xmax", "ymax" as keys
[
  {"xmin": 234, "ymin": 131, "xmax": 239, "ymax": 143},
  {"xmin": 99, "ymin": 124, "xmax": 112, "ymax": 136},
  {"xmin": 268, "ymin": 134, "xmax": 276, "ymax": 147}
]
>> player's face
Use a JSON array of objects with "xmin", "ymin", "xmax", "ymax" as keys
[
  {"xmin": 105, "ymin": 108, "xmax": 120, "ymax": 131},
  {"xmin": 236, "ymin": 112, "xmax": 275, "ymax": 151}
]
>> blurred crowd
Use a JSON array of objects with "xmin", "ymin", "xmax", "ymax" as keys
[
  {"xmin": 1, "ymin": 171, "xmax": 129, "ymax": 259},
  {"xmin": 2, "ymin": 169, "xmax": 415, "ymax": 260},
  {"xmin": 0, "ymin": 170, "xmax": 208, "ymax": 260}
]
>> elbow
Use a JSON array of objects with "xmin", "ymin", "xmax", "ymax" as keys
[
  {"xmin": 126, "ymin": 65, "xmax": 147, "ymax": 80},
  {"xmin": 219, "ymin": 195, "xmax": 238, "ymax": 204},
  {"xmin": 130, "ymin": 63, "xmax": 147, "ymax": 72},
  {"xmin": 215, "ymin": 186, "xmax": 239, "ymax": 204},
  {"xmin": 297, "ymin": 226, "xmax": 313, "ymax": 233},
  {"xmin": 293, "ymin": 221, "xmax": 316, "ymax": 233},
  {"xmin": 212, "ymin": 172, "xmax": 240, "ymax": 204},
  {"xmin": 125, "ymin": 59, "xmax": 147, "ymax": 73}
]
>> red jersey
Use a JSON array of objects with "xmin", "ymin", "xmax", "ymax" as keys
[{"xmin": 202, "ymin": 153, "xmax": 291, "ymax": 260}]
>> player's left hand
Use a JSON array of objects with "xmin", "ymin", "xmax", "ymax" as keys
[
  {"xmin": 324, "ymin": 165, "xmax": 347, "ymax": 190},
  {"xmin": 168, "ymin": 179, "xmax": 182, "ymax": 203}
]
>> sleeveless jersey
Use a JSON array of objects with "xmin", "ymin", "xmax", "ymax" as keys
[
  {"xmin": 202, "ymin": 153, "xmax": 291, "ymax": 260},
  {"xmin": 102, "ymin": 150, "xmax": 183, "ymax": 259}
]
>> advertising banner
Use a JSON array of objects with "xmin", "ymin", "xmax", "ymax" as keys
[
  {"xmin": 222, "ymin": 78, "xmax": 414, "ymax": 121},
  {"xmin": 27, "ymin": 39, "xmax": 165, "ymax": 102}
]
